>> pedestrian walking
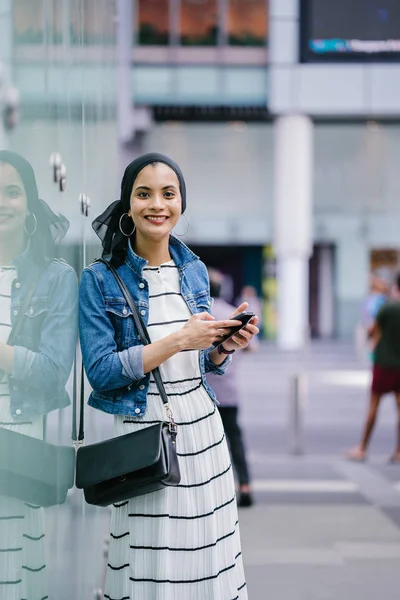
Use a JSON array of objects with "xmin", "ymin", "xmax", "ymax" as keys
[
  {"xmin": 207, "ymin": 268, "xmax": 254, "ymax": 507},
  {"xmin": 79, "ymin": 153, "xmax": 259, "ymax": 600},
  {"xmin": 347, "ymin": 273, "xmax": 400, "ymax": 462},
  {"xmin": 355, "ymin": 269, "xmax": 390, "ymax": 362}
]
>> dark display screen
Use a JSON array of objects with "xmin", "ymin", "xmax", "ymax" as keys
[{"xmin": 300, "ymin": 0, "xmax": 400, "ymax": 62}]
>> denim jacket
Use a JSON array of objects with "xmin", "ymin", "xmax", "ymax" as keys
[
  {"xmin": 8, "ymin": 250, "xmax": 78, "ymax": 420},
  {"xmin": 79, "ymin": 235, "xmax": 231, "ymax": 418}
]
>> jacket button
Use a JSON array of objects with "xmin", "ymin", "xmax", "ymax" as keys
[
  {"xmin": 123, "ymin": 307, "xmax": 127, "ymax": 315},
  {"xmin": 140, "ymin": 310, "xmax": 145, "ymax": 316},
  {"xmin": 13, "ymin": 309, "xmax": 18, "ymax": 316},
  {"xmin": 139, "ymin": 384, "xmax": 145, "ymax": 390},
  {"xmin": 13, "ymin": 386, "xmax": 18, "ymax": 391},
  {"xmin": 15, "ymin": 409, "xmax": 22, "ymax": 416},
  {"xmin": 15, "ymin": 282, "xmax": 21, "ymax": 289},
  {"xmin": 135, "ymin": 408, "xmax": 141, "ymax": 414},
  {"xmin": 139, "ymin": 283, "xmax": 145, "ymax": 289}
]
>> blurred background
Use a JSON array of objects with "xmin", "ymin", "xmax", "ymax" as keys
[{"xmin": 2, "ymin": 0, "xmax": 400, "ymax": 598}]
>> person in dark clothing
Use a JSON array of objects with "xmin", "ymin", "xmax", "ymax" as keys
[
  {"xmin": 207, "ymin": 268, "xmax": 254, "ymax": 507},
  {"xmin": 347, "ymin": 273, "xmax": 400, "ymax": 462}
]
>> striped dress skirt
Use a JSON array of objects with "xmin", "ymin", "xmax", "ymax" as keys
[
  {"xmin": 104, "ymin": 261, "xmax": 247, "ymax": 600},
  {"xmin": 0, "ymin": 266, "xmax": 47, "ymax": 600}
]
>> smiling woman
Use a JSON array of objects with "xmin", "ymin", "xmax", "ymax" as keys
[
  {"xmin": 0, "ymin": 151, "xmax": 77, "ymax": 600},
  {"xmin": 79, "ymin": 152, "xmax": 259, "ymax": 600}
]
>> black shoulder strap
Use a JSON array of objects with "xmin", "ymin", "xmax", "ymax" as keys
[{"xmin": 74, "ymin": 258, "xmax": 174, "ymax": 444}]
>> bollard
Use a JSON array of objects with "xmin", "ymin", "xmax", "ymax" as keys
[{"xmin": 288, "ymin": 373, "xmax": 307, "ymax": 455}]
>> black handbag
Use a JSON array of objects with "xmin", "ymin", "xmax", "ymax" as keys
[
  {"xmin": 0, "ymin": 272, "xmax": 76, "ymax": 507},
  {"xmin": 75, "ymin": 259, "xmax": 181, "ymax": 507}
]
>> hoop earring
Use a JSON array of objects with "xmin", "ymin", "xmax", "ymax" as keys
[
  {"xmin": 173, "ymin": 213, "xmax": 189, "ymax": 237},
  {"xmin": 24, "ymin": 213, "xmax": 37, "ymax": 237},
  {"xmin": 119, "ymin": 213, "xmax": 136, "ymax": 237}
]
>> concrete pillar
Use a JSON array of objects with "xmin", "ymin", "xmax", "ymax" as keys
[{"xmin": 274, "ymin": 114, "xmax": 313, "ymax": 350}]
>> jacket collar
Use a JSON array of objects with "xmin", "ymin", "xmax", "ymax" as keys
[{"xmin": 125, "ymin": 234, "xmax": 199, "ymax": 277}]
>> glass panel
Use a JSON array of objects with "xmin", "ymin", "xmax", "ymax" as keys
[
  {"xmin": 137, "ymin": 0, "xmax": 169, "ymax": 45},
  {"xmin": 228, "ymin": 0, "xmax": 268, "ymax": 46},
  {"xmin": 13, "ymin": 0, "xmax": 66, "ymax": 45},
  {"xmin": 5, "ymin": 0, "xmax": 117, "ymax": 597},
  {"xmin": 13, "ymin": 0, "xmax": 44, "ymax": 44},
  {"xmin": 180, "ymin": 0, "xmax": 219, "ymax": 46},
  {"xmin": 71, "ymin": 0, "xmax": 116, "ymax": 45}
]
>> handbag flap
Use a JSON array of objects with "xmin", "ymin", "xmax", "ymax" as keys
[
  {"xmin": 75, "ymin": 422, "xmax": 164, "ymax": 489},
  {"xmin": 0, "ymin": 427, "xmax": 75, "ymax": 488}
]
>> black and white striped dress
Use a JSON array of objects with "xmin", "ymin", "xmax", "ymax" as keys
[
  {"xmin": 0, "ymin": 266, "xmax": 47, "ymax": 600},
  {"xmin": 105, "ymin": 260, "xmax": 247, "ymax": 600}
]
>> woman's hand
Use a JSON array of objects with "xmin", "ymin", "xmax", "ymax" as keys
[
  {"xmin": 221, "ymin": 302, "xmax": 260, "ymax": 352},
  {"xmin": 142, "ymin": 313, "xmax": 241, "ymax": 375},
  {"xmin": 179, "ymin": 312, "xmax": 241, "ymax": 351}
]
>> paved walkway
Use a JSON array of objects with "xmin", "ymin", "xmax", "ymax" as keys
[
  {"xmin": 238, "ymin": 342, "xmax": 400, "ymax": 600},
  {"xmin": 45, "ymin": 341, "xmax": 400, "ymax": 599}
]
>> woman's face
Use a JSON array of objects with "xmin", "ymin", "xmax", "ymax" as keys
[
  {"xmin": 129, "ymin": 163, "xmax": 181, "ymax": 240},
  {"xmin": 0, "ymin": 162, "xmax": 28, "ymax": 238}
]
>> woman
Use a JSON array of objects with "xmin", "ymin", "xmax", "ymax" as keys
[
  {"xmin": 79, "ymin": 153, "xmax": 259, "ymax": 600},
  {"xmin": 0, "ymin": 151, "xmax": 78, "ymax": 599}
]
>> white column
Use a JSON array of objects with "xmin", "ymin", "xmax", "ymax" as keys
[{"xmin": 274, "ymin": 114, "xmax": 313, "ymax": 350}]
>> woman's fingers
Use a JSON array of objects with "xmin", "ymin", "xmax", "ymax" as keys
[
  {"xmin": 248, "ymin": 315, "xmax": 260, "ymax": 326},
  {"xmin": 233, "ymin": 329, "xmax": 251, "ymax": 342},
  {"xmin": 230, "ymin": 302, "xmax": 248, "ymax": 317},
  {"xmin": 231, "ymin": 323, "xmax": 260, "ymax": 346},
  {"xmin": 197, "ymin": 312, "xmax": 215, "ymax": 321},
  {"xmin": 214, "ymin": 319, "xmax": 242, "ymax": 328},
  {"xmin": 243, "ymin": 322, "xmax": 260, "ymax": 335}
]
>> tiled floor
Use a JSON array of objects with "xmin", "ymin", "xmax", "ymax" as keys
[{"xmin": 43, "ymin": 341, "xmax": 400, "ymax": 599}]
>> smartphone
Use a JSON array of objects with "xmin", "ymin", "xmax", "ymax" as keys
[{"xmin": 212, "ymin": 311, "xmax": 255, "ymax": 349}]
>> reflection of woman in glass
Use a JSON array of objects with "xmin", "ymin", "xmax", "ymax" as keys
[
  {"xmin": 0, "ymin": 151, "xmax": 77, "ymax": 598},
  {"xmin": 80, "ymin": 153, "xmax": 259, "ymax": 600}
]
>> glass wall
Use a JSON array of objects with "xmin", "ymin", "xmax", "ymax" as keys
[
  {"xmin": 14, "ymin": 0, "xmax": 115, "ymax": 46},
  {"xmin": 3, "ymin": 1, "xmax": 116, "ymax": 598},
  {"xmin": 228, "ymin": 0, "xmax": 268, "ymax": 46},
  {"xmin": 13, "ymin": 0, "xmax": 269, "ymax": 49},
  {"xmin": 180, "ymin": 0, "xmax": 219, "ymax": 46},
  {"xmin": 13, "ymin": 0, "xmax": 50, "ymax": 44},
  {"xmin": 70, "ymin": 0, "xmax": 116, "ymax": 45},
  {"xmin": 137, "ymin": 0, "xmax": 169, "ymax": 45}
]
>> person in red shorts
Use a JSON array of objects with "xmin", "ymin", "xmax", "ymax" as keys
[{"xmin": 347, "ymin": 273, "xmax": 400, "ymax": 462}]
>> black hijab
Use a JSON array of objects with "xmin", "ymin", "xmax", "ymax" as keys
[
  {"xmin": 0, "ymin": 150, "xmax": 69, "ymax": 265},
  {"xmin": 92, "ymin": 153, "xmax": 187, "ymax": 267}
]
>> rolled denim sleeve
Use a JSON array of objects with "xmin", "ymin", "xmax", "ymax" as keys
[
  {"xmin": 119, "ymin": 346, "xmax": 144, "ymax": 382},
  {"xmin": 79, "ymin": 267, "xmax": 144, "ymax": 392},
  {"xmin": 12, "ymin": 266, "xmax": 78, "ymax": 391},
  {"xmin": 204, "ymin": 347, "xmax": 232, "ymax": 375}
]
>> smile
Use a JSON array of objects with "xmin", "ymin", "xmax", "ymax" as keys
[{"xmin": 145, "ymin": 216, "xmax": 169, "ymax": 224}]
